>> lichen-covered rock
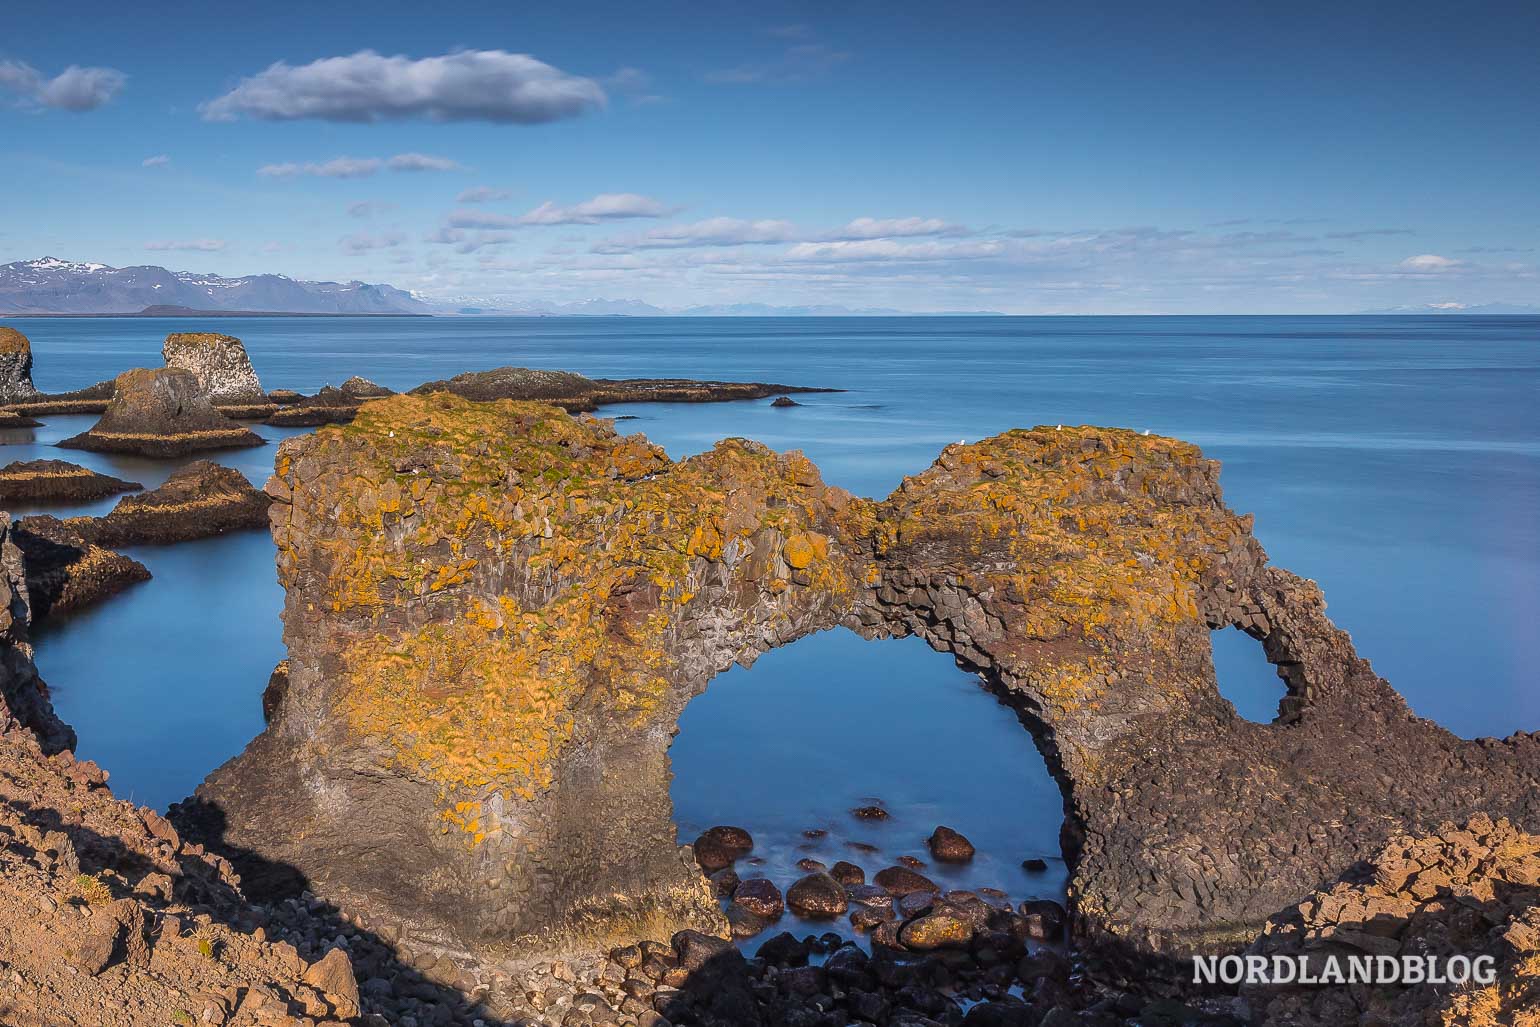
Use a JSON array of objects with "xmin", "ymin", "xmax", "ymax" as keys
[
  {"xmin": 0, "ymin": 327, "xmax": 39, "ymax": 403},
  {"xmin": 58, "ymin": 368, "xmax": 263, "ymax": 457},
  {"xmin": 161, "ymin": 332, "xmax": 269, "ymax": 415},
  {"xmin": 1247, "ymin": 815, "xmax": 1540, "ymax": 1027},
  {"xmin": 49, "ymin": 460, "xmax": 269, "ymax": 547},
  {"xmin": 0, "ymin": 459, "xmax": 141, "ymax": 503},
  {"xmin": 186, "ymin": 395, "xmax": 1540, "ymax": 966}
]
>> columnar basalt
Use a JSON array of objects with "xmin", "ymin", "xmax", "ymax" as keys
[
  {"xmin": 161, "ymin": 332, "xmax": 273, "ymax": 417},
  {"xmin": 189, "ymin": 394, "xmax": 1540, "ymax": 965},
  {"xmin": 0, "ymin": 459, "xmax": 141, "ymax": 503},
  {"xmin": 31, "ymin": 460, "xmax": 270, "ymax": 547},
  {"xmin": 0, "ymin": 327, "xmax": 39, "ymax": 404},
  {"xmin": 58, "ymin": 368, "xmax": 264, "ymax": 457}
]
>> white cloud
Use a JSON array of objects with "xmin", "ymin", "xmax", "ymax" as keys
[
  {"xmin": 0, "ymin": 60, "xmax": 125, "ymax": 111},
  {"xmin": 145, "ymin": 239, "xmax": 227, "ymax": 252},
  {"xmin": 514, "ymin": 193, "xmax": 670, "ymax": 226},
  {"xmin": 782, "ymin": 239, "xmax": 1007, "ymax": 263},
  {"xmin": 1399, "ymin": 254, "xmax": 1461, "ymax": 271},
  {"xmin": 447, "ymin": 210, "xmax": 519, "ymax": 229},
  {"xmin": 458, "ymin": 186, "xmax": 512, "ymax": 203},
  {"xmin": 593, "ymin": 217, "xmax": 798, "ymax": 253},
  {"xmin": 258, "ymin": 154, "xmax": 460, "ymax": 179},
  {"xmin": 141, "ymin": 154, "xmax": 171, "ymax": 168},
  {"xmin": 824, "ymin": 217, "xmax": 968, "ymax": 240},
  {"xmin": 386, "ymin": 152, "xmax": 463, "ymax": 172},
  {"xmin": 200, "ymin": 49, "xmax": 604, "ymax": 124}
]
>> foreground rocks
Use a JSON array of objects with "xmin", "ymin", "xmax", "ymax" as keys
[
  {"xmin": 0, "ymin": 458, "xmax": 142, "ymax": 503},
  {"xmin": 37, "ymin": 460, "xmax": 271, "ymax": 547},
  {"xmin": 185, "ymin": 393, "xmax": 1540, "ymax": 968},
  {"xmin": 162, "ymin": 331, "xmax": 275, "ymax": 418},
  {"xmin": 59, "ymin": 368, "xmax": 265, "ymax": 457},
  {"xmin": 1247, "ymin": 815, "xmax": 1540, "ymax": 1026}
]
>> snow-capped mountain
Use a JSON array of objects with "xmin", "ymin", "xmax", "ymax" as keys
[{"xmin": 0, "ymin": 257, "xmax": 429, "ymax": 315}]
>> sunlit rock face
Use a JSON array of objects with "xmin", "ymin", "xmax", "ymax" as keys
[
  {"xmin": 161, "ymin": 332, "xmax": 273, "ymax": 418},
  {"xmin": 188, "ymin": 392, "xmax": 1540, "ymax": 962},
  {"xmin": 0, "ymin": 328, "xmax": 38, "ymax": 404}
]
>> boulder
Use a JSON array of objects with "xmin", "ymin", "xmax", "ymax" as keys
[
  {"xmin": 874, "ymin": 866, "xmax": 940, "ymax": 897},
  {"xmin": 898, "ymin": 910, "xmax": 974, "ymax": 950},
  {"xmin": 0, "ymin": 327, "xmax": 38, "ymax": 402},
  {"xmin": 926, "ymin": 826, "xmax": 975, "ymax": 863},
  {"xmin": 161, "ymin": 332, "xmax": 269, "ymax": 414},
  {"xmin": 785, "ymin": 873, "xmax": 848, "ymax": 918},
  {"xmin": 58, "ymin": 368, "xmax": 263, "ymax": 457},
  {"xmin": 731, "ymin": 878, "xmax": 784, "ymax": 919}
]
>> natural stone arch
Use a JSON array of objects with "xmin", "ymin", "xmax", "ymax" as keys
[{"xmin": 183, "ymin": 393, "xmax": 1540, "ymax": 968}]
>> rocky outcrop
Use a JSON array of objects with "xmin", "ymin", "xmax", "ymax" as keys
[
  {"xmin": 341, "ymin": 375, "xmax": 393, "ymax": 399},
  {"xmin": 38, "ymin": 460, "xmax": 270, "ymax": 547},
  {"xmin": 1247, "ymin": 815, "xmax": 1540, "ymax": 1026},
  {"xmin": 2, "ymin": 377, "xmax": 115, "ymax": 416},
  {"xmin": 265, "ymin": 385, "xmax": 370, "ymax": 427},
  {"xmin": 187, "ymin": 394, "xmax": 1540, "ymax": 967},
  {"xmin": 161, "ymin": 332, "xmax": 274, "ymax": 418},
  {"xmin": 10, "ymin": 515, "xmax": 150, "ymax": 618},
  {"xmin": 0, "ymin": 514, "xmax": 74, "ymax": 752},
  {"xmin": 58, "ymin": 368, "xmax": 264, "ymax": 457},
  {"xmin": 410, "ymin": 365, "xmax": 836, "ymax": 411},
  {"xmin": 0, "ymin": 326, "xmax": 39, "ymax": 403},
  {"xmin": 0, "ymin": 459, "xmax": 142, "ymax": 503}
]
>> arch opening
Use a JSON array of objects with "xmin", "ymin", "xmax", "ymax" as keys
[
  {"xmin": 668, "ymin": 626, "xmax": 1069, "ymax": 950},
  {"xmin": 1210, "ymin": 625, "xmax": 1289, "ymax": 724}
]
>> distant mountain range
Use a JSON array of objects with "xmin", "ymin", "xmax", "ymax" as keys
[{"xmin": 0, "ymin": 257, "xmax": 429, "ymax": 315}]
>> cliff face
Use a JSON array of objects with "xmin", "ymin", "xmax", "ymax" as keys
[
  {"xmin": 190, "ymin": 393, "xmax": 1540, "ymax": 964},
  {"xmin": 0, "ymin": 327, "xmax": 38, "ymax": 403}
]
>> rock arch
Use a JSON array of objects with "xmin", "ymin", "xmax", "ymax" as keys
[{"xmin": 183, "ymin": 393, "xmax": 1540, "ymax": 965}]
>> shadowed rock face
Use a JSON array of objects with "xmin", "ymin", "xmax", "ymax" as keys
[
  {"xmin": 187, "ymin": 393, "xmax": 1540, "ymax": 965},
  {"xmin": 0, "ymin": 514, "xmax": 76, "ymax": 752},
  {"xmin": 0, "ymin": 328, "xmax": 38, "ymax": 404},
  {"xmin": 58, "ymin": 368, "xmax": 264, "ymax": 458},
  {"xmin": 162, "ymin": 333, "xmax": 265, "ymax": 404}
]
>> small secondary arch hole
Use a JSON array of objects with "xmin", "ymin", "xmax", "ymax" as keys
[
  {"xmin": 668, "ymin": 627, "xmax": 1067, "ymax": 948},
  {"xmin": 1211, "ymin": 625, "xmax": 1290, "ymax": 723}
]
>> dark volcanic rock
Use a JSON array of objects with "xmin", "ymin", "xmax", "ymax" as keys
[
  {"xmin": 186, "ymin": 396, "xmax": 1540, "ymax": 966},
  {"xmin": 899, "ymin": 909, "xmax": 974, "ymax": 950},
  {"xmin": 770, "ymin": 395, "xmax": 800, "ymax": 408},
  {"xmin": 264, "ymin": 385, "xmax": 364, "ymax": 426},
  {"xmin": 48, "ymin": 461, "xmax": 270, "ymax": 547},
  {"xmin": 0, "ymin": 327, "xmax": 38, "ymax": 403},
  {"xmin": 0, "ymin": 460, "xmax": 141, "ymax": 504},
  {"xmin": 340, "ymin": 375, "xmax": 394, "ymax": 399},
  {"xmin": 10, "ymin": 516, "xmax": 150, "ymax": 620},
  {"xmin": 410, "ymin": 365, "xmax": 836, "ymax": 412},
  {"xmin": 3, "ymin": 378, "xmax": 115, "ymax": 417},
  {"xmin": 731, "ymin": 878, "xmax": 784, "ymax": 919},
  {"xmin": 785, "ymin": 873, "xmax": 848, "ymax": 918},
  {"xmin": 851, "ymin": 804, "xmax": 889, "ymax": 820},
  {"xmin": 927, "ymin": 825, "xmax": 976, "ymax": 863},
  {"xmin": 58, "ymin": 368, "xmax": 263, "ymax": 458},
  {"xmin": 875, "ymin": 866, "xmax": 940, "ymax": 897},
  {"xmin": 161, "ymin": 332, "xmax": 271, "ymax": 416},
  {"xmin": 829, "ymin": 860, "xmax": 865, "ymax": 886}
]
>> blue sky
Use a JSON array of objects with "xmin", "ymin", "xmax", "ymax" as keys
[{"xmin": 3, "ymin": 0, "xmax": 1537, "ymax": 313}]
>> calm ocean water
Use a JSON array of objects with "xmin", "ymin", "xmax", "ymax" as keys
[{"xmin": 4, "ymin": 314, "xmax": 1537, "ymax": 931}]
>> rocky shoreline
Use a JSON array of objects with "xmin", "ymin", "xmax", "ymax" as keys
[{"xmin": 0, "ymin": 322, "xmax": 1535, "ymax": 1025}]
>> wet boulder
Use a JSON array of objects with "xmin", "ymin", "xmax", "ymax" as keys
[
  {"xmin": 927, "ymin": 826, "xmax": 976, "ymax": 863},
  {"xmin": 785, "ymin": 873, "xmax": 848, "ymax": 918}
]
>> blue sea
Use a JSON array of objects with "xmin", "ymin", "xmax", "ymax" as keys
[{"xmin": 3, "ymin": 315, "xmax": 1537, "ymax": 932}]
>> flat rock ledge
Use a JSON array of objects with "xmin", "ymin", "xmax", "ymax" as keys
[
  {"xmin": 0, "ymin": 459, "xmax": 142, "ymax": 503},
  {"xmin": 184, "ymin": 393, "xmax": 1540, "ymax": 970},
  {"xmin": 27, "ymin": 460, "xmax": 270, "ymax": 548},
  {"xmin": 58, "ymin": 368, "xmax": 264, "ymax": 458}
]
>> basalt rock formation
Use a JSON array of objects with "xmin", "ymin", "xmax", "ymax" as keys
[
  {"xmin": 1246, "ymin": 815, "xmax": 1540, "ymax": 1026},
  {"xmin": 265, "ymin": 385, "xmax": 375, "ymax": 427},
  {"xmin": 410, "ymin": 365, "xmax": 837, "ymax": 412},
  {"xmin": 3, "ymin": 376, "xmax": 116, "ymax": 416},
  {"xmin": 0, "ymin": 326, "xmax": 39, "ymax": 403},
  {"xmin": 38, "ymin": 460, "xmax": 271, "ymax": 547},
  {"xmin": 58, "ymin": 368, "xmax": 265, "ymax": 458},
  {"xmin": 0, "ymin": 515, "xmax": 74, "ymax": 752},
  {"xmin": 0, "ymin": 458, "xmax": 142, "ymax": 503},
  {"xmin": 162, "ymin": 332, "xmax": 275, "ymax": 418},
  {"xmin": 188, "ymin": 394, "xmax": 1539, "ymax": 968},
  {"xmin": 10, "ymin": 515, "xmax": 151, "ymax": 618}
]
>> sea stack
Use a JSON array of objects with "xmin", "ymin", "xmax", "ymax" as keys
[
  {"xmin": 58, "ymin": 368, "xmax": 264, "ymax": 458},
  {"xmin": 0, "ymin": 327, "xmax": 39, "ymax": 403},
  {"xmin": 161, "ymin": 332, "xmax": 271, "ymax": 417}
]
